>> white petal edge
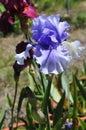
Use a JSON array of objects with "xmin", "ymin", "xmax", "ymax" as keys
[
  {"xmin": 62, "ymin": 40, "xmax": 84, "ymax": 59},
  {"xmin": 15, "ymin": 44, "xmax": 33, "ymax": 65}
]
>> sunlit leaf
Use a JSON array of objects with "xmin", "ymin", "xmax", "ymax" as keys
[
  {"xmin": 50, "ymin": 83, "xmax": 61, "ymax": 103},
  {"xmin": 61, "ymin": 72, "xmax": 73, "ymax": 103},
  {"xmin": 0, "ymin": 3, "xmax": 5, "ymax": 12}
]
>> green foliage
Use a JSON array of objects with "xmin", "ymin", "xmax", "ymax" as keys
[
  {"xmin": 26, "ymin": 101, "xmax": 35, "ymax": 129},
  {"xmin": 0, "ymin": 3, "xmax": 5, "ymax": 13},
  {"xmin": 72, "ymin": 12, "xmax": 86, "ymax": 28},
  {"xmin": 42, "ymin": 75, "xmax": 53, "ymax": 114},
  {"xmin": 78, "ymin": 118, "xmax": 86, "ymax": 130},
  {"xmin": 83, "ymin": 61, "xmax": 86, "ymax": 75},
  {"xmin": 50, "ymin": 83, "xmax": 61, "ymax": 103},
  {"xmin": 53, "ymin": 92, "xmax": 65, "ymax": 126},
  {"xmin": 7, "ymin": 94, "xmax": 13, "ymax": 108},
  {"xmin": 53, "ymin": 114, "xmax": 68, "ymax": 130},
  {"xmin": 75, "ymin": 76, "xmax": 86, "ymax": 100},
  {"xmin": 0, "ymin": 99, "xmax": 6, "ymax": 129},
  {"xmin": 17, "ymin": 87, "xmax": 27, "ymax": 116},
  {"xmin": 61, "ymin": 73, "xmax": 73, "ymax": 103},
  {"xmin": 72, "ymin": 75, "xmax": 78, "ymax": 130}
]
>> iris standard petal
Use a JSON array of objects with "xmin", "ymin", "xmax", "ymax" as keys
[
  {"xmin": 32, "ymin": 14, "xmax": 70, "ymax": 45},
  {"xmin": 47, "ymin": 14, "xmax": 60, "ymax": 28},
  {"xmin": 58, "ymin": 21, "xmax": 70, "ymax": 37},
  {"xmin": 45, "ymin": 15, "xmax": 70, "ymax": 43},
  {"xmin": 32, "ymin": 15, "xmax": 46, "ymax": 41}
]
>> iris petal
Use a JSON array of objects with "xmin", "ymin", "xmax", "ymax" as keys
[
  {"xmin": 32, "ymin": 14, "xmax": 70, "ymax": 46},
  {"xmin": 32, "ymin": 15, "xmax": 46, "ymax": 41},
  {"xmin": 62, "ymin": 40, "xmax": 84, "ymax": 59},
  {"xmin": 15, "ymin": 44, "xmax": 33, "ymax": 65},
  {"xmin": 34, "ymin": 45, "xmax": 71, "ymax": 74}
]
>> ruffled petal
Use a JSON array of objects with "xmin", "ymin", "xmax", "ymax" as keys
[
  {"xmin": 58, "ymin": 21, "xmax": 70, "ymax": 37},
  {"xmin": 46, "ymin": 14, "xmax": 60, "ymax": 29},
  {"xmin": 32, "ymin": 14, "xmax": 46, "ymax": 41},
  {"xmin": 34, "ymin": 45, "xmax": 71, "ymax": 74},
  {"xmin": 32, "ymin": 14, "xmax": 70, "ymax": 45},
  {"xmin": 62, "ymin": 40, "xmax": 84, "ymax": 59}
]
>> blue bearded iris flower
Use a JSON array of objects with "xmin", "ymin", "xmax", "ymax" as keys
[
  {"xmin": 32, "ymin": 14, "xmax": 72, "ymax": 74},
  {"xmin": 14, "ymin": 14, "xmax": 83, "ymax": 75},
  {"xmin": 32, "ymin": 14, "xmax": 70, "ymax": 45}
]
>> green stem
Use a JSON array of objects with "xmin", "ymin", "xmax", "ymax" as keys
[
  {"xmin": 42, "ymin": 75, "xmax": 54, "ymax": 114},
  {"xmin": 72, "ymin": 75, "xmax": 78, "ymax": 130},
  {"xmin": 10, "ymin": 80, "xmax": 18, "ymax": 130},
  {"xmin": 40, "ymin": 73, "xmax": 45, "ymax": 92},
  {"xmin": 25, "ymin": 33, "xmax": 32, "ymax": 41},
  {"xmin": 25, "ymin": 34, "xmax": 28, "ymax": 40},
  {"xmin": 66, "ymin": 0, "xmax": 70, "ymax": 15},
  {"xmin": 38, "ymin": 124, "xmax": 45, "ymax": 130},
  {"xmin": 46, "ymin": 107, "xmax": 51, "ymax": 130},
  {"xmin": 32, "ymin": 75, "xmax": 43, "ymax": 94}
]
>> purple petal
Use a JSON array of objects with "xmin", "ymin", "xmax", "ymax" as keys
[
  {"xmin": 32, "ymin": 14, "xmax": 70, "ymax": 45},
  {"xmin": 39, "ymin": 29, "xmax": 59, "ymax": 49},
  {"xmin": 32, "ymin": 14, "xmax": 46, "ymax": 41},
  {"xmin": 34, "ymin": 45, "xmax": 71, "ymax": 74},
  {"xmin": 58, "ymin": 21, "xmax": 70, "ymax": 37},
  {"xmin": 47, "ymin": 14, "xmax": 60, "ymax": 28}
]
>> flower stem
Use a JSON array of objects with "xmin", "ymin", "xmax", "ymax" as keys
[
  {"xmin": 42, "ymin": 75, "xmax": 54, "ymax": 114},
  {"xmin": 10, "ymin": 80, "xmax": 18, "ymax": 130},
  {"xmin": 46, "ymin": 107, "xmax": 51, "ymax": 130}
]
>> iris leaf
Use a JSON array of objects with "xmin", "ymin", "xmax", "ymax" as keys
[
  {"xmin": 75, "ymin": 76, "xmax": 86, "ymax": 100},
  {"xmin": 53, "ymin": 92, "xmax": 65, "ymax": 126},
  {"xmin": 61, "ymin": 72, "xmax": 73, "ymax": 104}
]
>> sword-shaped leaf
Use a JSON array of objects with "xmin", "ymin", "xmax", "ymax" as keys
[
  {"xmin": 75, "ymin": 76, "xmax": 86, "ymax": 100},
  {"xmin": 53, "ymin": 92, "xmax": 65, "ymax": 126}
]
